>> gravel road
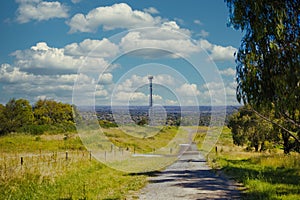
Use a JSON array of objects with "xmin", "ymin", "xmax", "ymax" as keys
[{"xmin": 138, "ymin": 143, "xmax": 241, "ymax": 200}]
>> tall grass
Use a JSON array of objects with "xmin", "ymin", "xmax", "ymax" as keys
[
  {"xmin": 207, "ymin": 127, "xmax": 300, "ymax": 200},
  {"xmin": 0, "ymin": 159, "xmax": 146, "ymax": 199},
  {"xmin": 0, "ymin": 133, "xmax": 84, "ymax": 154},
  {"xmin": 0, "ymin": 130, "xmax": 149, "ymax": 199},
  {"xmin": 103, "ymin": 126, "xmax": 179, "ymax": 153},
  {"xmin": 0, "ymin": 126, "xmax": 183, "ymax": 199}
]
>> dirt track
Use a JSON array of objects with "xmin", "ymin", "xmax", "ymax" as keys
[{"xmin": 138, "ymin": 143, "xmax": 241, "ymax": 200}]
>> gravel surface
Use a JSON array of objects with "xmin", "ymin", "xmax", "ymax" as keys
[{"xmin": 138, "ymin": 143, "xmax": 241, "ymax": 200}]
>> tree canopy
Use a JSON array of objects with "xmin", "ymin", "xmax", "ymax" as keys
[
  {"xmin": 225, "ymin": 0, "xmax": 300, "ymax": 150},
  {"xmin": 0, "ymin": 98, "xmax": 34, "ymax": 134},
  {"xmin": 225, "ymin": 0, "xmax": 299, "ymax": 127},
  {"xmin": 228, "ymin": 105, "xmax": 280, "ymax": 152},
  {"xmin": 0, "ymin": 98, "xmax": 75, "ymax": 135}
]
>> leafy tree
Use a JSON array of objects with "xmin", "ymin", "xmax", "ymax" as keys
[
  {"xmin": 225, "ymin": 0, "xmax": 300, "ymax": 151},
  {"xmin": 228, "ymin": 105, "xmax": 279, "ymax": 151},
  {"xmin": 0, "ymin": 104, "xmax": 6, "ymax": 135},
  {"xmin": 33, "ymin": 99, "xmax": 74, "ymax": 125},
  {"xmin": 0, "ymin": 98, "xmax": 34, "ymax": 134}
]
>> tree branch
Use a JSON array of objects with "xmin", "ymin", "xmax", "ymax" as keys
[
  {"xmin": 280, "ymin": 112, "xmax": 300, "ymax": 129},
  {"xmin": 250, "ymin": 108, "xmax": 300, "ymax": 144}
]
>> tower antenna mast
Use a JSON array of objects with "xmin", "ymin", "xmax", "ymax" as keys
[{"xmin": 148, "ymin": 75, "xmax": 153, "ymax": 107}]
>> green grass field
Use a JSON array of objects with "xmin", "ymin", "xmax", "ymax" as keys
[
  {"xmin": 0, "ymin": 126, "xmax": 183, "ymax": 199},
  {"xmin": 2, "ymin": 126, "xmax": 299, "ymax": 199},
  {"xmin": 206, "ymin": 127, "xmax": 300, "ymax": 200}
]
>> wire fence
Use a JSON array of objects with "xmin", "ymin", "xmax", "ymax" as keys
[{"xmin": 0, "ymin": 150, "xmax": 92, "ymax": 179}]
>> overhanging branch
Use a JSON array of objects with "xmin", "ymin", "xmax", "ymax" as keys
[{"xmin": 250, "ymin": 108, "xmax": 300, "ymax": 144}]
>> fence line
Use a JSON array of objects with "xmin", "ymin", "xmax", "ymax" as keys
[{"xmin": 0, "ymin": 150, "xmax": 92, "ymax": 175}]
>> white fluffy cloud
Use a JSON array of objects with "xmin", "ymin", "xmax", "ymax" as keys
[
  {"xmin": 175, "ymin": 83, "xmax": 200, "ymax": 97},
  {"xmin": 64, "ymin": 38, "xmax": 119, "ymax": 58},
  {"xmin": 12, "ymin": 42, "xmax": 110, "ymax": 74},
  {"xmin": 67, "ymin": 3, "xmax": 236, "ymax": 61},
  {"xmin": 98, "ymin": 73, "xmax": 113, "ymax": 84},
  {"xmin": 120, "ymin": 29, "xmax": 198, "ymax": 58},
  {"xmin": 0, "ymin": 63, "xmax": 95, "ymax": 102},
  {"xmin": 67, "ymin": 3, "xmax": 162, "ymax": 33},
  {"xmin": 16, "ymin": 0, "xmax": 69, "ymax": 23},
  {"xmin": 199, "ymin": 39, "xmax": 237, "ymax": 61},
  {"xmin": 200, "ymin": 81, "xmax": 237, "ymax": 105}
]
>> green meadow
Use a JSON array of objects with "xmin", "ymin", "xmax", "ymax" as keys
[
  {"xmin": 207, "ymin": 127, "xmax": 300, "ymax": 200},
  {"xmin": 0, "ymin": 126, "xmax": 181, "ymax": 199},
  {"xmin": 1, "ymin": 126, "xmax": 299, "ymax": 199}
]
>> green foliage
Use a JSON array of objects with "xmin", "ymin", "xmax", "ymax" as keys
[
  {"xmin": 214, "ymin": 155, "xmax": 300, "ymax": 199},
  {"xmin": 0, "ymin": 98, "xmax": 34, "ymax": 135},
  {"xmin": 225, "ymin": 0, "xmax": 300, "ymax": 139},
  {"xmin": 0, "ymin": 104, "xmax": 5, "ymax": 134},
  {"xmin": 0, "ymin": 133, "xmax": 84, "ymax": 153},
  {"xmin": 99, "ymin": 120, "xmax": 118, "ymax": 128},
  {"xmin": 208, "ymin": 127, "xmax": 300, "ymax": 199},
  {"xmin": 0, "ymin": 160, "xmax": 146, "ymax": 200},
  {"xmin": 0, "ymin": 131, "xmax": 146, "ymax": 199},
  {"xmin": 228, "ymin": 105, "xmax": 280, "ymax": 151},
  {"xmin": 0, "ymin": 98, "xmax": 76, "ymax": 135},
  {"xmin": 137, "ymin": 117, "xmax": 148, "ymax": 126},
  {"xmin": 34, "ymin": 99, "xmax": 74, "ymax": 125}
]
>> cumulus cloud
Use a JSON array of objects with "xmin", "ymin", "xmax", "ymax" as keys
[
  {"xmin": 16, "ymin": 0, "xmax": 69, "ymax": 23},
  {"xmin": 64, "ymin": 38, "xmax": 119, "ymax": 58},
  {"xmin": 175, "ymin": 83, "xmax": 200, "ymax": 97},
  {"xmin": 98, "ymin": 73, "xmax": 113, "ymax": 84},
  {"xmin": 11, "ymin": 42, "xmax": 110, "ymax": 74},
  {"xmin": 67, "ymin": 3, "xmax": 161, "ymax": 33},
  {"xmin": 119, "ymin": 29, "xmax": 198, "ymax": 58},
  {"xmin": 66, "ymin": 3, "xmax": 237, "ymax": 61},
  {"xmin": 0, "ymin": 63, "xmax": 95, "ymax": 102},
  {"xmin": 198, "ymin": 39, "xmax": 237, "ymax": 61}
]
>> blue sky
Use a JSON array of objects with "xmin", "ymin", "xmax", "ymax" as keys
[{"xmin": 0, "ymin": 0, "xmax": 243, "ymax": 106}]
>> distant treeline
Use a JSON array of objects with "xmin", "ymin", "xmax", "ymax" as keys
[
  {"xmin": 0, "ymin": 98, "xmax": 236, "ymax": 135},
  {"xmin": 0, "ymin": 98, "xmax": 75, "ymax": 135}
]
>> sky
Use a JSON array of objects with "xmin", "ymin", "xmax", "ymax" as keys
[{"xmin": 0, "ymin": 0, "xmax": 243, "ymax": 107}]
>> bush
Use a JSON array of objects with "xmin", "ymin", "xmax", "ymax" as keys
[
  {"xmin": 18, "ymin": 124, "xmax": 51, "ymax": 135},
  {"xmin": 99, "ymin": 120, "xmax": 118, "ymax": 128}
]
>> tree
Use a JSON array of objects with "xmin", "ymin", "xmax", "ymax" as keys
[
  {"xmin": 33, "ymin": 99, "xmax": 74, "ymax": 125},
  {"xmin": 228, "ymin": 105, "xmax": 279, "ymax": 151},
  {"xmin": 0, "ymin": 98, "xmax": 34, "ymax": 134},
  {"xmin": 0, "ymin": 104, "xmax": 6, "ymax": 135},
  {"xmin": 225, "ymin": 0, "xmax": 300, "ymax": 152}
]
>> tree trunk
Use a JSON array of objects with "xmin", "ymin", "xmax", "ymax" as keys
[
  {"xmin": 254, "ymin": 144, "xmax": 259, "ymax": 152},
  {"xmin": 282, "ymin": 131, "xmax": 291, "ymax": 154}
]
